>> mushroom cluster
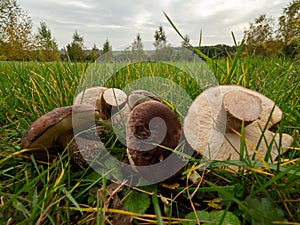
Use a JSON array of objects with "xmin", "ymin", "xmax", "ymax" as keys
[{"xmin": 20, "ymin": 85, "xmax": 294, "ymax": 172}]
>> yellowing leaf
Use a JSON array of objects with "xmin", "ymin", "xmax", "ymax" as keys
[
  {"xmin": 161, "ymin": 182, "xmax": 180, "ymax": 190},
  {"xmin": 204, "ymin": 198, "xmax": 222, "ymax": 209}
]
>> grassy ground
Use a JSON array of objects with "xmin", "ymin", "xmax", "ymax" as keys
[{"xmin": 0, "ymin": 53, "xmax": 299, "ymax": 224}]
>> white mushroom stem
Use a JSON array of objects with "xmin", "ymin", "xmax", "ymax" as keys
[
  {"xmin": 219, "ymin": 121, "xmax": 294, "ymax": 161},
  {"xmin": 99, "ymin": 88, "xmax": 127, "ymax": 120},
  {"xmin": 223, "ymin": 90, "xmax": 262, "ymax": 131}
]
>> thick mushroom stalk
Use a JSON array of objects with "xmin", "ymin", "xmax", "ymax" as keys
[
  {"xmin": 20, "ymin": 104, "xmax": 103, "ymax": 168},
  {"xmin": 99, "ymin": 88, "xmax": 127, "ymax": 120},
  {"xmin": 126, "ymin": 100, "xmax": 181, "ymax": 166},
  {"xmin": 184, "ymin": 85, "xmax": 294, "ymax": 162}
]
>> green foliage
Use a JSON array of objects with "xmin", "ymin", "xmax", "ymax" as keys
[
  {"xmin": 243, "ymin": 0, "xmax": 300, "ymax": 57},
  {"xmin": 278, "ymin": 0, "xmax": 300, "ymax": 43},
  {"xmin": 183, "ymin": 210, "xmax": 240, "ymax": 225},
  {"xmin": 0, "ymin": 0, "xmax": 34, "ymax": 60},
  {"xmin": 153, "ymin": 25, "xmax": 167, "ymax": 49},
  {"xmin": 130, "ymin": 33, "xmax": 145, "ymax": 60},
  {"xmin": 123, "ymin": 190, "xmax": 150, "ymax": 214},
  {"xmin": 244, "ymin": 197, "xmax": 286, "ymax": 224},
  {"xmin": 35, "ymin": 22, "xmax": 59, "ymax": 61},
  {"xmin": 66, "ymin": 30, "xmax": 86, "ymax": 62},
  {"xmin": 100, "ymin": 39, "xmax": 113, "ymax": 62},
  {"xmin": 86, "ymin": 44, "xmax": 101, "ymax": 61}
]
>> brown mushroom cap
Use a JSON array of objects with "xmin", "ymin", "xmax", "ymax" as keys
[
  {"xmin": 20, "ymin": 104, "xmax": 100, "ymax": 155},
  {"xmin": 110, "ymin": 90, "xmax": 162, "ymax": 141},
  {"xmin": 126, "ymin": 100, "xmax": 181, "ymax": 166}
]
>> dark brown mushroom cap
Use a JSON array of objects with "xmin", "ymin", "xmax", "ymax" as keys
[
  {"xmin": 20, "ymin": 104, "xmax": 100, "ymax": 149},
  {"xmin": 126, "ymin": 100, "xmax": 181, "ymax": 166}
]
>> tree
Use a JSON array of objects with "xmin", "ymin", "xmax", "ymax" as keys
[
  {"xmin": 100, "ymin": 39, "xmax": 113, "ymax": 61},
  {"xmin": 86, "ymin": 44, "xmax": 100, "ymax": 61},
  {"xmin": 35, "ymin": 22, "xmax": 59, "ymax": 61},
  {"xmin": 66, "ymin": 30, "xmax": 85, "ymax": 61},
  {"xmin": 277, "ymin": 0, "xmax": 300, "ymax": 57},
  {"xmin": 153, "ymin": 25, "xmax": 167, "ymax": 49},
  {"xmin": 243, "ymin": 14, "xmax": 275, "ymax": 55},
  {"xmin": 131, "ymin": 33, "xmax": 144, "ymax": 60},
  {"xmin": 0, "ymin": 0, "xmax": 34, "ymax": 60}
]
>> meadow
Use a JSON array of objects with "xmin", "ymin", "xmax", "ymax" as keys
[{"xmin": 0, "ymin": 52, "xmax": 299, "ymax": 224}]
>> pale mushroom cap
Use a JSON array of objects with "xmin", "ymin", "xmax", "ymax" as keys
[
  {"xmin": 217, "ymin": 121, "xmax": 294, "ymax": 161},
  {"xmin": 73, "ymin": 86, "xmax": 108, "ymax": 108},
  {"xmin": 20, "ymin": 104, "xmax": 100, "ymax": 149}
]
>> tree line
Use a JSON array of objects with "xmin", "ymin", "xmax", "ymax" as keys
[
  {"xmin": 243, "ymin": 0, "xmax": 299, "ymax": 57},
  {"xmin": 0, "ymin": 0, "xmax": 299, "ymax": 62}
]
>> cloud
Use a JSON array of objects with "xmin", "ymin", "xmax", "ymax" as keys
[{"xmin": 18, "ymin": 0, "xmax": 288, "ymax": 49}]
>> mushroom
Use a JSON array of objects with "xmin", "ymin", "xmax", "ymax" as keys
[
  {"xmin": 127, "ymin": 89, "xmax": 162, "ymax": 109},
  {"xmin": 126, "ymin": 100, "xmax": 181, "ymax": 166},
  {"xmin": 99, "ymin": 88, "xmax": 127, "ymax": 120},
  {"xmin": 74, "ymin": 86, "xmax": 108, "ymax": 110},
  {"xmin": 74, "ymin": 86, "xmax": 128, "ymax": 119},
  {"xmin": 20, "ymin": 104, "xmax": 103, "ymax": 168},
  {"xmin": 184, "ymin": 85, "xmax": 294, "ymax": 162},
  {"xmin": 110, "ymin": 89, "xmax": 162, "ymax": 142}
]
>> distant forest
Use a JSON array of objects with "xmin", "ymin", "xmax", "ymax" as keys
[{"xmin": 0, "ymin": 0, "xmax": 298, "ymax": 61}]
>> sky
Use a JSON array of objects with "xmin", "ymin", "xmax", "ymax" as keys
[{"xmin": 18, "ymin": 0, "xmax": 288, "ymax": 50}]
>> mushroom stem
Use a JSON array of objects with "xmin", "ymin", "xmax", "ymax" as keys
[
  {"xmin": 223, "ymin": 90, "xmax": 262, "ymax": 131},
  {"xmin": 99, "ymin": 88, "xmax": 127, "ymax": 120}
]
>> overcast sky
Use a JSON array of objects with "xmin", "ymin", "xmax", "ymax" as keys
[{"xmin": 18, "ymin": 0, "xmax": 288, "ymax": 50}]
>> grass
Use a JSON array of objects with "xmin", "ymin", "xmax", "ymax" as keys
[{"xmin": 0, "ymin": 51, "xmax": 299, "ymax": 224}]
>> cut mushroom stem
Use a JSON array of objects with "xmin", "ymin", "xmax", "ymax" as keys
[
  {"xmin": 223, "ymin": 90, "xmax": 262, "ymax": 131},
  {"xmin": 99, "ymin": 88, "xmax": 127, "ymax": 120}
]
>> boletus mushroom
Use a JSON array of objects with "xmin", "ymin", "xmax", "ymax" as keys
[
  {"xmin": 110, "ymin": 89, "xmax": 162, "ymax": 141},
  {"xmin": 184, "ymin": 85, "xmax": 294, "ymax": 162},
  {"xmin": 20, "ymin": 104, "xmax": 104, "ymax": 168},
  {"xmin": 126, "ymin": 100, "xmax": 181, "ymax": 167}
]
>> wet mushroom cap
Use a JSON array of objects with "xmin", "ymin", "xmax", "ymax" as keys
[{"xmin": 126, "ymin": 100, "xmax": 181, "ymax": 166}]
